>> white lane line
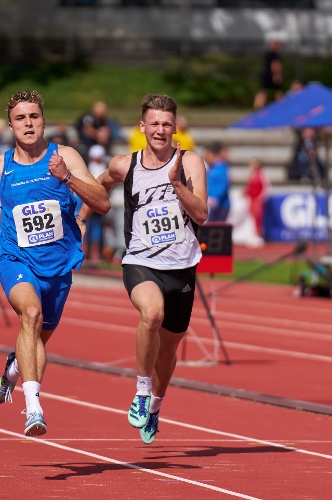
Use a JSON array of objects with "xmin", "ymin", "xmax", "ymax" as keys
[
  {"xmin": 56, "ymin": 316, "xmax": 332, "ymax": 362},
  {"xmin": 67, "ymin": 299, "xmax": 332, "ymax": 341},
  {"xmin": 0, "ymin": 428, "xmax": 261, "ymax": 500},
  {"xmin": 224, "ymin": 341, "xmax": 332, "ymax": 363},
  {"xmin": 55, "ymin": 315, "xmax": 332, "ymax": 362},
  {"xmin": 193, "ymin": 317, "xmax": 332, "ymax": 342},
  {"xmin": 14, "ymin": 387, "xmax": 332, "ymax": 461},
  {"xmin": 1, "ymin": 437, "xmax": 331, "ymax": 444},
  {"xmin": 69, "ymin": 290, "xmax": 332, "ymax": 319},
  {"xmin": 68, "ymin": 298, "xmax": 332, "ymax": 337}
]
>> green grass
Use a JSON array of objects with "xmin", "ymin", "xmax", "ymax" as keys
[
  {"xmin": 1, "ymin": 51, "xmax": 332, "ymax": 125},
  {"xmin": 95, "ymin": 257, "xmax": 308, "ymax": 286},
  {"xmin": 0, "ymin": 65, "xmax": 178, "ymax": 123},
  {"xmin": 1, "ymin": 63, "xmax": 244, "ymax": 125},
  {"xmin": 223, "ymin": 258, "xmax": 307, "ymax": 286},
  {"xmin": 2, "ymin": 52, "xmax": 332, "ymax": 125}
]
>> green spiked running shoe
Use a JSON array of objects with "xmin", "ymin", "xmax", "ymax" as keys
[
  {"xmin": 24, "ymin": 412, "xmax": 47, "ymax": 437},
  {"xmin": 128, "ymin": 395, "xmax": 150, "ymax": 428},
  {"xmin": 140, "ymin": 411, "xmax": 159, "ymax": 444},
  {"xmin": 0, "ymin": 352, "xmax": 17, "ymax": 404}
]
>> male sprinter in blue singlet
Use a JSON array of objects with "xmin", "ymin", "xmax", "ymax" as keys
[
  {"xmin": 77, "ymin": 94, "xmax": 208, "ymax": 444},
  {"xmin": 0, "ymin": 90, "xmax": 110, "ymax": 437}
]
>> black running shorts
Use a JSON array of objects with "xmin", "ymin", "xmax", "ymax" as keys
[{"xmin": 123, "ymin": 264, "xmax": 197, "ymax": 333}]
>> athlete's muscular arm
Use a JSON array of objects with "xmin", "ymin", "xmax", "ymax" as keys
[
  {"xmin": 48, "ymin": 146, "xmax": 111, "ymax": 215},
  {"xmin": 76, "ymin": 154, "xmax": 131, "ymax": 235},
  {"xmin": 168, "ymin": 144, "xmax": 208, "ymax": 225}
]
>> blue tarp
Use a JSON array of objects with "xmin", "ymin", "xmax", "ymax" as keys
[{"xmin": 229, "ymin": 82, "xmax": 332, "ymax": 129}]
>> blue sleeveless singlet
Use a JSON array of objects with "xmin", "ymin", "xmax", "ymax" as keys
[{"xmin": 0, "ymin": 143, "xmax": 83, "ymax": 276}]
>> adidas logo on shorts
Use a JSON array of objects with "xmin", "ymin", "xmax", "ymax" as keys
[{"xmin": 181, "ymin": 284, "xmax": 192, "ymax": 293}]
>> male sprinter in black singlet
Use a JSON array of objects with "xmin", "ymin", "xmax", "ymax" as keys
[{"xmin": 78, "ymin": 94, "xmax": 208, "ymax": 443}]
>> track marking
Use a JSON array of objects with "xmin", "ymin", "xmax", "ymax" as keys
[
  {"xmin": 13, "ymin": 387, "xmax": 332, "ymax": 461},
  {"xmin": 224, "ymin": 341, "xmax": 332, "ymax": 363},
  {"xmin": 194, "ymin": 317, "xmax": 332, "ymax": 341},
  {"xmin": 68, "ymin": 296, "xmax": 332, "ymax": 333},
  {"xmin": 4, "ymin": 305, "xmax": 332, "ymax": 361},
  {"xmin": 64, "ymin": 317, "xmax": 332, "ymax": 363},
  {"xmin": 67, "ymin": 299, "xmax": 332, "ymax": 341},
  {"xmin": 2, "ymin": 437, "xmax": 331, "ymax": 444},
  {"xmin": 69, "ymin": 289, "xmax": 332, "ymax": 320},
  {"xmin": 0, "ymin": 428, "xmax": 261, "ymax": 500},
  {"xmin": 70, "ymin": 300, "xmax": 332, "ymax": 342}
]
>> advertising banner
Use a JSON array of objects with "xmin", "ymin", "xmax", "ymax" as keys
[{"xmin": 264, "ymin": 192, "xmax": 332, "ymax": 242}]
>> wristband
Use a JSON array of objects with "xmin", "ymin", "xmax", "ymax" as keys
[
  {"xmin": 62, "ymin": 171, "xmax": 71, "ymax": 183},
  {"xmin": 75, "ymin": 212, "xmax": 87, "ymax": 223}
]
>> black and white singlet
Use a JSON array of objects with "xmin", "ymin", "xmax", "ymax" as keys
[{"xmin": 122, "ymin": 149, "xmax": 202, "ymax": 270}]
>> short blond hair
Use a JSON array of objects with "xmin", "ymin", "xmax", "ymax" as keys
[
  {"xmin": 141, "ymin": 94, "xmax": 177, "ymax": 119},
  {"xmin": 6, "ymin": 90, "xmax": 44, "ymax": 120}
]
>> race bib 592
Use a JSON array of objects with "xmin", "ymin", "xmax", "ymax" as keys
[{"xmin": 13, "ymin": 199, "xmax": 64, "ymax": 247}]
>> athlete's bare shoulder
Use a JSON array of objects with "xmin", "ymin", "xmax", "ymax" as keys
[
  {"xmin": 108, "ymin": 153, "xmax": 132, "ymax": 183},
  {"xmin": 182, "ymin": 149, "xmax": 205, "ymax": 172}
]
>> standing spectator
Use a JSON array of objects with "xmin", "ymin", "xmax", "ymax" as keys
[
  {"xmin": 287, "ymin": 127, "xmax": 325, "ymax": 185},
  {"xmin": 172, "ymin": 115, "xmax": 196, "ymax": 151},
  {"xmin": 128, "ymin": 119, "xmax": 147, "ymax": 152},
  {"xmin": 84, "ymin": 145, "xmax": 109, "ymax": 261},
  {"xmin": 253, "ymin": 39, "xmax": 284, "ymax": 109},
  {"xmin": 243, "ymin": 158, "xmax": 270, "ymax": 240},
  {"xmin": 203, "ymin": 141, "xmax": 231, "ymax": 222},
  {"xmin": 299, "ymin": 127, "xmax": 324, "ymax": 185}
]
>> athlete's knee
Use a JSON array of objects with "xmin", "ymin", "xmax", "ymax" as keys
[
  {"xmin": 20, "ymin": 304, "xmax": 43, "ymax": 330},
  {"xmin": 140, "ymin": 304, "xmax": 164, "ymax": 331}
]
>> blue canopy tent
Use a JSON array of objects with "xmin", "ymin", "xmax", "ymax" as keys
[
  {"xmin": 229, "ymin": 82, "xmax": 332, "ymax": 129},
  {"xmin": 228, "ymin": 82, "xmax": 332, "ymax": 251},
  {"xmin": 293, "ymin": 102, "xmax": 332, "ymax": 128}
]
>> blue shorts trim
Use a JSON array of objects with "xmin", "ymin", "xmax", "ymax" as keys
[{"xmin": 0, "ymin": 260, "xmax": 72, "ymax": 330}]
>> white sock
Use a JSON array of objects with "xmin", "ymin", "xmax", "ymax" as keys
[
  {"xmin": 22, "ymin": 381, "xmax": 43, "ymax": 415},
  {"xmin": 149, "ymin": 393, "xmax": 164, "ymax": 414},
  {"xmin": 7, "ymin": 358, "xmax": 20, "ymax": 382},
  {"xmin": 136, "ymin": 376, "xmax": 151, "ymax": 396}
]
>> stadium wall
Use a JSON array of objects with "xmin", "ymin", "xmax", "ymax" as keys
[{"xmin": 1, "ymin": 1, "xmax": 332, "ymax": 65}]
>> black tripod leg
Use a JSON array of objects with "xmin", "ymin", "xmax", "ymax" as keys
[{"xmin": 196, "ymin": 276, "xmax": 232, "ymax": 365}]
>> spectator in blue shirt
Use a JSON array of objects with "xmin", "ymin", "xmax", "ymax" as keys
[{"xmin": 203, "ymin": 141, "xmax": 231, "ymax": 222}]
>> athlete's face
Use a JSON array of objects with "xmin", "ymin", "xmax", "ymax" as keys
[
  {"xmin": 8, "ymin": 101, "xmax": 45, "ymax": 146},
  {"xmin": 140, "ymin": 109, "xmax": 176, "ymax": 150}
]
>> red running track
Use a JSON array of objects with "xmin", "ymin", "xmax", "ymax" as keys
[{"xmin": 0, "ymin": 272, "xmax": 331, "ymax": 499}]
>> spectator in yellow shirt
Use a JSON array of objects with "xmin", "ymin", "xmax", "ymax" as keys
[
  {"xmin": 172, "ymin": 115, "xmax": 196, "ymax": 151},
  {"xmin": 128, "ymin": 122, "xmax": 147, "ymax": 152}
]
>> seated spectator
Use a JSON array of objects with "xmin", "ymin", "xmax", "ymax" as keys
[
  {"xmin": 172, "ymin": 115, "xmax": 196, "ymax": 151},
  {"xmin": 87, "ymin": 144, "xmax": 108, "ymax": 178},
  {"xmin": 203, "ymin": 141, "xmax": 231, "ymax": 222},
  {"xmin": 76, "ymin": 101, "xmax": 122, "ymax": 158},
  {"xmin": 0, "ymin": 118, "xmax": 12, "ymax": 153},
  {"xmin": 46, "ymin": 120, "xmax": 77, "ymax": 147}
]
